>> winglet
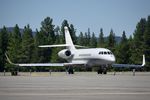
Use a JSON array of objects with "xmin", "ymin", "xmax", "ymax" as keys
[
  {"xmin": 5, "ymin": 53, "xmax": 17, "ymax": 66},
  {"xmin": 142, "ymin": 55, "xmax": 145, "ymax": 66}
]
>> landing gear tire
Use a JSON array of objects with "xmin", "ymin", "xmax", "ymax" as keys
[
  {"xmin": 68, "ymin": 67, "xmax": 74, "ymax": 74},
  {"xmin": 97, "ymin": 68, "xmax": 103, "ymax": 74},
  {"xmin": 103, "ymin": 67, "xmax": 107, "ymax": 74},
  {"xmin": 97, "ymin": 67, "xmax": 107, "ymax": 74}
]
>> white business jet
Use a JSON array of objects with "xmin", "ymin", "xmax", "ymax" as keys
[{"xmin": 6, "ymin": 27, "xmax": 145, "ymax": 74}]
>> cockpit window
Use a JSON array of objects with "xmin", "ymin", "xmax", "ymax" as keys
[
  {"xmin": 99, "ymin": 51, "xmax": 113, "ymax": 55},
  {"xmin": 99, "ymin": 52, "xmax": 103, "ymax": 54},
  {"xmin": 104, "ymin": 52, "xmax": 107, "ymax": 54}
]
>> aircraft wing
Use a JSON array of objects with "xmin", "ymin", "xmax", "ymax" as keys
[
  {"xmin": 16, "ymin": 63, "xmax": 64, "ymax": 67},
  {"xmin": 112, "ymin": 64, "xmax": 142, "ymax": 68},
  {"xmin": 16, "ymin": 63, "xmax": 85, "ymax": 67},
  {"xmin": 112, "ymin": 55, "xmax": 145, "ymax": 68},
  {"xmin": 5, "ymin": 53, "xmax": 85, "ymax": 67}
]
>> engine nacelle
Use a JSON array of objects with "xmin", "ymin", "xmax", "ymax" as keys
[{"xmin": 58, "ymin": 49, "xmax": 72, "ymax": 59}]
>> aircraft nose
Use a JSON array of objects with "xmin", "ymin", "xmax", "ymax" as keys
[{"xmin": 110, "ymin": 55, "xmax": 116, "ymax": 63}]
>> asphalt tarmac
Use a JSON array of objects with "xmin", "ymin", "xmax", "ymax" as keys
[{"xmin": 0, "ymin": 72, "xmax": 150, "ymax": 100}]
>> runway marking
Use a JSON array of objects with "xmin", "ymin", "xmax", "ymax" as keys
[
  {"xmin": 0, "ymin": 92, "xmax": 150, "ymax": 96},
  {"xmin": 0, "ymin": 87, "xmax": 149, "ymax": 90}
]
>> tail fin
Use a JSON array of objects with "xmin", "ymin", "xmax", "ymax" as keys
[
  {"xmin": 39, "ymin": 26, "xmax": 76, "ymax": 50},
  {"xmin": 64, "ymin": 26, "xmax": 75, "ymax": 50}
]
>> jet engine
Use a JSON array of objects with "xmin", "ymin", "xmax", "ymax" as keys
[{"xmin": 58, "ymin": 49, "xmax": 73, "ymax": 59}]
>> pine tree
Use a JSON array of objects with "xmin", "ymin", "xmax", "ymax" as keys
[
  {"xmin": 69, "ymin": 24, "xmax": 77, "ymax": 44},
  {"xmin": 41, "ymin": 17, "xmax": 55, "ymax": 44},
  {"xmin": 131, "ymin": 18, "xmax": 146, "ymax": 64},
  {"xmin": 83, "ymin": 32, "xmax": 88, "ymax": 46},
  {"xmin": 60, "ymin": 20, "xmax": 69, "ymax": 43},
  {"xmin": 128, "ymin": 35, "xmax": 133, "ymax": 61},
  {"xmin": 90, "ymin": 32, "xmax": 97, "ymax": 48},
  {"xmin": 0, "ymin": 26, "xmax": 8, "ymax": 71},
  {"xmin": 51, "ymin": 26, "xmax": 62, "ymax": 63},
  {"xmin": 116, "ymin": 31, "xmax": 129, "ymax": 64},
  {"xmin": 6, "ymin": 24, "xmax": 22, "ymax": 71},
  {"xmin": 35, "ymin": 30, "xmax": 51, "ymax": 63},
  {"xmin": 98, "ymin": 28, "xmax": 104, "ymax": 47},
  {"xmin": 54, "ymin": 26, "xmax": 61, "ymax": 44},
  {"xmin": 32, "ymin": 29, "xmax": 51, "ymax": 71},
  {"xmin": 121, "ymin": 31, "xmax": 127, "ymax": 44},
  {"xmin": 107, "ymin": 29, "xmax": 116, "ymax": 51},
  {"xmin": 7, "ymin": 24, "xmax": 22, "ymax": 63},
  {"xmin": 21, "ymin": 24, "xmax": 34, "ymax": 63},
  {"xmin": 87, "ymin": 28, "xmax": 91, "ymax": 46},
  {"xmin": 78, "ymin": 32, "xmax": 84, "ymax": 45},
  {"xmin": 32, "ymin": 29, "xmax": 40, "ymax": 63},
  {"xmin": 144, "ymin": 16, "xmax": 150, "ymax": 70},
  {"xmin": 39, "ymin": 17, "xmax": 55, "ymax": 64}
]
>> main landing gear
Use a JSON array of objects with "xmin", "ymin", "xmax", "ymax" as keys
[
  {"xmin": 67, "ymin": 67, "xmax": 74, "ymax": 74},
  {"xmin": 97, "ymin": 67, "xmax": 107, "ymax": 74}
]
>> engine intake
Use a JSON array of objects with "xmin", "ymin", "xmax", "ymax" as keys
[
  {"xmin": 58, "ymin": 49, "xmax": 72, "ymax": 59},
  {"xmin": 65, "ymin": 50, "xmax": 71, "ymax": 56}
]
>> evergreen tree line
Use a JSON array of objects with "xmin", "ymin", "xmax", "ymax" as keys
[{"xmin": 0, "ymin": 16, "xmax": 150, "ymax": 72}]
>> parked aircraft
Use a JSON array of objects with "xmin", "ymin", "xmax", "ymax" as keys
[{"xmin": 6, "ymin": 26, "xmax": 145, "ymax": 74}]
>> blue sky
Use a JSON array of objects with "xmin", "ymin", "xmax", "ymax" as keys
[{"xmin": 0, "ymin": 0, "xmax": 150, "ymax": 37}]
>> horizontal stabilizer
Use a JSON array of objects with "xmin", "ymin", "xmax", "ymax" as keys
[
  {"xmin": 39, "ymin": 44, "xmax": 87, "ymax": 48},
  {"xmin": 39, "ymin": 44, "xmax": 69, "ymax": 48}
]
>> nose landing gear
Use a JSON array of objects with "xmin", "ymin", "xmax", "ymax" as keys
[{"xmin": 97, "ymin": 67, "xmax": 107, "ymax": 74}]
